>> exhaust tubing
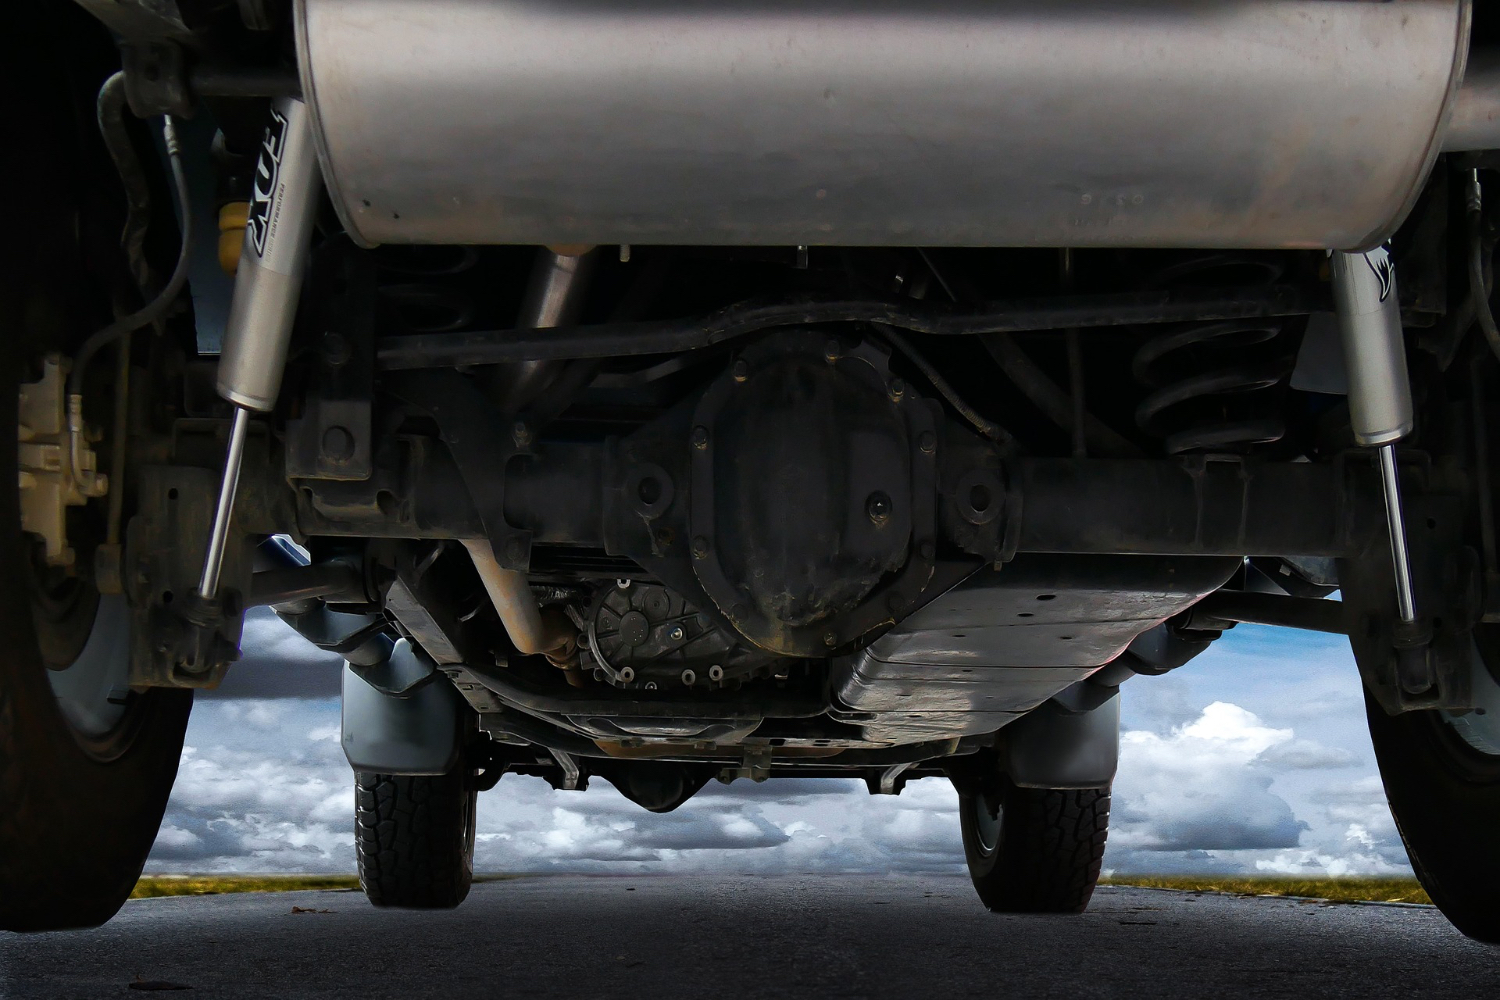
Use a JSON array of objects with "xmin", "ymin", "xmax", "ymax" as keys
[{"xmin": 295, "ymin": 0, "xmax": 1471, "ymax": 250}]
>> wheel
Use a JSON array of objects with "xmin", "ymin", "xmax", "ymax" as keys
[
  {"xmin": 956, "ymin": 774, "xmax": 1111, "ymax": 914},
  {"xmin": 0, "ymin": 10, "xmax": 194, "ymax": 930},
  {"xmin": 1365, "ymin": 628, "xmax": 1500, "ymax": 942},
  {"xmin": 1, "ymin": 356, "xmax": 192, "ymax": 931},
  {"xmin": 355, "ymin": 766, "xmax": 477, "ymax": 909}
]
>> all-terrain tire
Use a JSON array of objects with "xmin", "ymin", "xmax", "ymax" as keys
[
  {"xmin": 1365, "ymin": 686, "xmax": 1500, "ymax": 943},
  {"xmin": 957, "ymin": 777, "xmax": 1111, "ymax": 914},
  {"xmin": 355, "ymin": 769, "xmax": 476, "ymax": 909}
]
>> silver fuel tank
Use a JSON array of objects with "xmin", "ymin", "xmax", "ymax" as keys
[{"xmin": 294, "ymin": 0, "xmax": 1471, "ymax": 250}]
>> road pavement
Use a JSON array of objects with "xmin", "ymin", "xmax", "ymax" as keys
[{"xmin": 2, "ymin": 874, "xmax": 1497, "ymax": 998}]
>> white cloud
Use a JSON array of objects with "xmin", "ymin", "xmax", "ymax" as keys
[{"xmin": 1109, "ymin": 702, "xmax": 1307, "ymax": 854}]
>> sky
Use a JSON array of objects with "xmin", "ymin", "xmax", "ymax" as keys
[{"xmin": 143, "ymin": 608, "xmax": 1409, "ymax": 877}]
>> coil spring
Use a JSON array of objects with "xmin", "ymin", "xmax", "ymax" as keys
[
  {"xmin": 374, "ymin": 245, "xmax": 480, "ymax": 335},
  {"xmin": 1132, "ymin": 255, "xmax": 1296, "ymax": 455}
]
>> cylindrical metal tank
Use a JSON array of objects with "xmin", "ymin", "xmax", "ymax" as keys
[{"xmin": 295, "ymin": 0, "xmax": 1470, "ymax": 250}]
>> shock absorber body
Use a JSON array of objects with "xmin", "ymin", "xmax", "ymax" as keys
[
  {"xmin": 198, "ymin": 96, "xmax": 323, "ymax": 601},
  {"xmin": 1329, "ymin": 248, "xmax": 1418, "ymax": 626}
]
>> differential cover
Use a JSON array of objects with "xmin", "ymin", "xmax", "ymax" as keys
[{"xmin": 689, "ymin": 337, "xmax": 937, "ymax": 655}]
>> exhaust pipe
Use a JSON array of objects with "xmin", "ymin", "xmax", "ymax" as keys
[{"xmin": 295, "ymin": 0, "xmax": 1471, "ymax": 250}]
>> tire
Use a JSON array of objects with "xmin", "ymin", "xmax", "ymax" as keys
[
  {"xmin": 1365, "ymin": 632, "xmax": 1500, "ymax": 943},
  {"xmin": 0, "ymin": 7, "xmax": 194, "ymax": 930},
  {"xmin": 355, "ymin": 768, "xmax": 477, "ymax": 909},
  {"xmin": 957, "ymin": 775, "xmax": 1111, "ymax": 914},
  {"xmin": 1, "ymin": 356, "xmax": 192, "ymax": 931}
]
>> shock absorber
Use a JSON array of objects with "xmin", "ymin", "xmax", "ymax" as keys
[
  {"xmin": 197, "ymin": 97, "xmax": 323, "ymax": 602},
  {"xmin": 1329, "ymin": 248, "xmax": 1418, "ymax": 626}
]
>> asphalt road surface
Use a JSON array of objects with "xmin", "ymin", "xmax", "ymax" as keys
[{"xmin": 3, "ymin": 874, "xmax": 1497, "ymax": 999}]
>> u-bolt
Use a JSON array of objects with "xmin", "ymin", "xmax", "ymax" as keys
[{"xmin": 1329, "ymin": 248, "xmax": 1418, "ymax": 624}]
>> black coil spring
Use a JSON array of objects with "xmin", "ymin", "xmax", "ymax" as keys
[
  {"xmin": 1132, "ymin": 255, "xmax": 1297, "ymax": 455},
  {"xmin": 374, "ymin": 245, "xmax": 480, "ymax": 335}
]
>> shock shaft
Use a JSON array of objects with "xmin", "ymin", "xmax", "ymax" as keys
[{"xmin": 1329, "ymin": 248, "xmax": 1418, "ymax": 624}]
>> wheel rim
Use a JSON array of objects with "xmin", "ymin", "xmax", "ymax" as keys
[
  {"xmin": 1440, "ymin": 640, "xmax": 1500, "ymax": 758},
  {"xmin": 46, "ymin": 593, "xmax": 133, "ymax": 744},
  {"xmin": 972, "ymin": 789, "xmax": 1002, "ymax": 856}
]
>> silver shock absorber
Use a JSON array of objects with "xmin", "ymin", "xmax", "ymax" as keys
[
  {"xmin": 1329, "ymin": 247, "xmax": 1418, "ymax": 625},
  {"xmin": 198, "ymin": 97, "xmax": 323, "ymax": 601}
]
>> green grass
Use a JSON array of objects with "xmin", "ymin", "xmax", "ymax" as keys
[
  {"xmin": 130, "ymin": 873, "xmax": 524, "ymax": 899},
  {"xmin": 130, "ymin": 873, "xmax": 1429, "ymax": 905},
  {"xmin": 1100, "ymin": 875, "xmax": 1431, "ymax": 905}
]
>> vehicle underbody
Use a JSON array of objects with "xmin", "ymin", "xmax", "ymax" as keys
[{"xmin": 7, "ymin": 0, "xmax": 1500, "ymax": 936}]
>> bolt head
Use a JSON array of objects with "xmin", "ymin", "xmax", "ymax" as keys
[
  {"xmin": 669, "ymin": 625, "xmax": 686, "ymax": 642},
  {"xmin": 919, "ymin": 430, "xmax": 937, "ymax": 454},
  {"xmin": 888, "ymin": 378, "xmax": 906, "ymax": 401},
  {"xmin": 823, "ymin": 339, "xmax": 841, "ymax": 364},
  {"xmin": 865, "ymin": 491, "xmax": 892, "ymax": 524},
  {"xmin": 918, "ymin": 540, "xmax": 936, "ymax": 561},
  {"xmin": 512, "ymin": 421, "xmax": 533, "ymax": 447},
  {"xmin": 691, "ymin": 535, "xmax": 711, "ymax": 559},
  {"xmin": 691, "ymin": 426, "xmax": 710, "ymax": 450},
  {"xmin": 823, "ymin": 631, "xmax": 838, "ymax": 647},
  {"xmin": 731, "ymin": 359, "xmax": 750, "ymax": 383}
]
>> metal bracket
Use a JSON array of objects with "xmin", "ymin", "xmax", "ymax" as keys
[
  {"xmin": 286, "ymin": 244, "xmax": 377, "ymax": 481},
  {"xmin": 385, "ymin": 370, "xmax": 534, "ymax": 569},
  {"xmin": 548, "ymin": 749, "xmax": 584, "ymax": 791},
  {"xmin": 120, "ymin": 41, "xmax": 194, "ymax": 119},
  {"xmin": 875, "ymin": 761, "xmax": 915, "ymax": 795},
  {"xmin": 718, "ymin": 745, "xmax": 773, "ymax": 783}
]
